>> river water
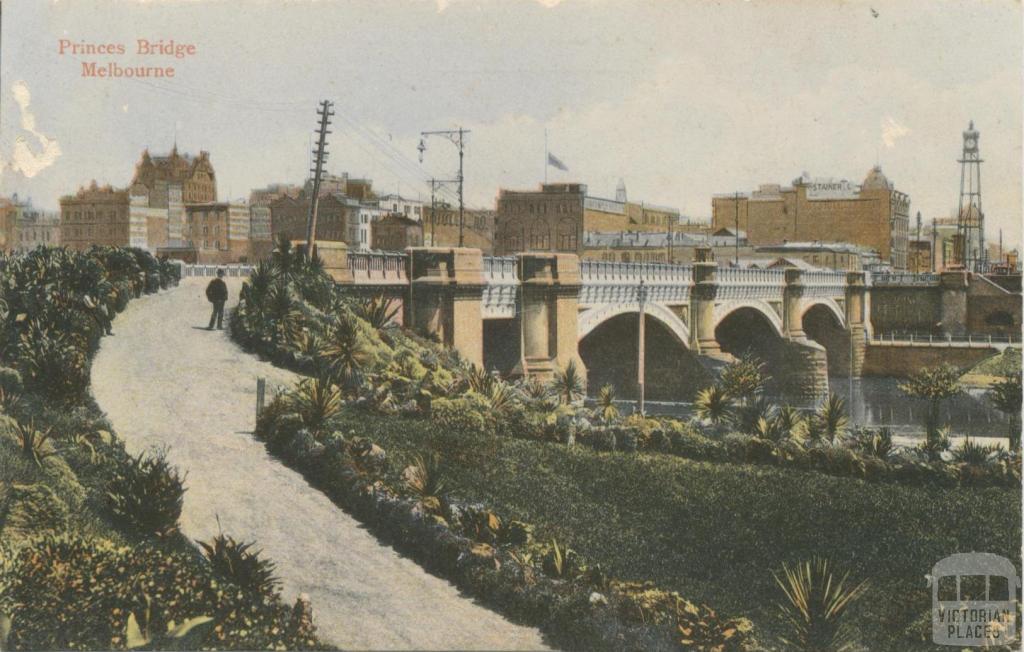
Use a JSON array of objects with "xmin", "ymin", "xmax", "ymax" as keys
[{"xmin": 610, "ymin": 377, "xmax": 1009, "ymax": 438}]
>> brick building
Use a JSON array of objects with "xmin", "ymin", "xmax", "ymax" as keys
[
  {"xmin": 423, "ymin": 205, "xmax": 494, "ymax": 252},
  {"xmin": 711, "ymin": 167, "xmax": 910, "ymax": 270},
  {"xmin": 130, "ymin": 146, "xmax": 216, "ymax": 206},
  {"xmin": 269, "ymin": 194, "xmax": 351, "ymax": 244},
  {"xmin": 372, "ymin": 213, "xmax": 423, "ymax": 251},
  {"xmin": 249, "ymin": 184, "xmax": 302, "ymax": 260},
  {"xmin": 493, "ymin": 182, "xmax": 681, "ymax": 256},
  {"xmin": 60, "ymin": 183, "xmax": 133, "ymax": 250},
  {"xmin": 183, "ymin": 202, "xmax": 251, "ymax": 263},
  {"xmin": 5, "ymin": 194, "xmax": 60, "ymax": 251}
]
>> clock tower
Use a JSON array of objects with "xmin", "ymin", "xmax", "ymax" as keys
[{"xmin": 955, "ymin": 121, "xmax": 985, "ymax": 270}]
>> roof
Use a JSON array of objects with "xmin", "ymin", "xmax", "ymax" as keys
[{"xmin": 756, "ymin": 241, "xmax": 877, "ymax": 255}]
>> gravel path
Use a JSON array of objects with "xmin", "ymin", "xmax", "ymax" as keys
[{"xmin": 92, "ymin": 278, "xmax": 551, "ymax": 651}]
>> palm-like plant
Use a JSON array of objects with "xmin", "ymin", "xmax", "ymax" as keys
[
  {"xmin": 951, "ymin": 437, "xmax": 1001, "ymax": 466},
  {"xmin": 318, "ymin": 318, "xmax": 371, "ymax": 392},
  {"xmin": 988, "ymin": 373, "xmax": 1022, "ymax": 452},
  {"xmin": 403, "ymin": 453, "xmax": 448, "ymax": 504},
  {"xmin": 485, "ymin": 380, "xmax": 518, "ymax": 415},
  {"xmin": 774, "ymin": 557, "xmax": 869, "ymax": 652},
  {"xmin": 719, "ymin": 355, "xmax": 769, "ymax": 403},
  {"xmin": 14, "ymin": 420, "xmax": 57, "ymax": 467},
  {"xmin": 694, "ymin": 385, "xmax": 734, "ymax": 427},
  {"xmin": 517, "ymin": 376, "xmax": 554, "ymax": 409},
  {"xmin": 814, "ymin": 394, "xmax": 849, "ymax": 444},
  {"xmin": 736, "ymin": 397, "xmax": 777, "ymax": 435},
  {"xmin": 899, "ymin": 364, "xmax": 962, "ymax": 458},
  {"xmin": 776, "ymin": 405, "xmax": 807, "ymax": 441},
  {"xmin": 856, "ymin": 427, "xmax": 894, "ymax": 460},
  {"xmin": 292, "ymin": 377, "xmax": 343, "ymax": 436},
  {"xmin": 550, "ymin": 360, "xmax": 586, "ymax": 405},
  {"xmin": 595, "ymin": 384, "xmax": 620, "ymax": 424},
  {"xmin": 198, "ymin": 533, "xmax": 280, "ymax": 596},
  {"xmin": 357, "ymin": 294, "xmax": 400, "ymax": 330}
]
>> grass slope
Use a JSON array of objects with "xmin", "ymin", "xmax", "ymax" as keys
[{"xmin": 329, "ymin": 409, "xmax": 1021, "ymax": 650}]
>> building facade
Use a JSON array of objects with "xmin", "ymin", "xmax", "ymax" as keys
[
  {"xmin": 129, "ymin": 146, "xmax": 217, "ymax": 207},
  {"xmin": 183, "ymin": 202, "xmax": 251, "ymax": 263},
  {"xmin": 423, "ymin": 206, "xmax": 495, "ymax": 252},
  {"xmin": 372, "ymin": 214, "xmax": 423, "ymax": 251},
  {"xmin": 269, "ymin": 194, "xmax": 350, "ymax": 244},
  {"xmin": 6, "ymin": 195, "xmax": 61, "ymax": 251},
  {"xmin": 249, "ymin": 183, "xmax": 302, "ymax": 260},
  {"xmin": 753, "ymin": 241, "xmax": 882, "ymax": 272},
  {"xmin": 712, "ymin": 167, "xmax": 910, "ymax": 270},
  {"xmin": 378, "ymin": 194, "xmax": 425, "ymax": 222},
  {"xmin": 60, "ymin": 183, "xmax": 133, "ymax": 250}
]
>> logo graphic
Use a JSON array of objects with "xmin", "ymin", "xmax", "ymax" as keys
[{"xmin": 929, "ymin": 553, "xmax": 1020, "ymax": 646}]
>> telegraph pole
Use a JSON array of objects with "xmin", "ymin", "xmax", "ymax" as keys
[
  {"xmin": 637, "ymin": 279, "xmax": 646, "ymax": 415},
  {"xmin": 734, "ymin": 192, "xmax": 741, "ymax": 265},
  {"xmin": 419, "ymin": 127, "xmax": 469, "ymax": 247},
  {"xmin": 931, "ymin": 217, "xmax": 937, "ymax": 272},
  {"xmin": 305, "ymin": 100, "xmax": 334, "ymax": 259},
  {"xmin": 915, "ymin": 211, "xmax": 922, "ymax": 271}
]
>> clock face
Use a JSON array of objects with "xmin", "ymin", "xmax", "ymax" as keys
[{"xmin": 965, "ymin": 137, "xmax": 977, "ymax": 149}]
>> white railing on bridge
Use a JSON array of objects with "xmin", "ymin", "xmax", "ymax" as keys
[
  {"xmin": 180, "ymin": 263, "xmax": 255, "ymax": 278},
  {"xmin": 349, "ymin": 251, "xmax": 408, "ymax": 285},
  {"xmin": 801, "ymin": 270, "xmax": 849, "ymax": 297},
  {"xmin": 715, "ymin": 266, "xmax": 786, "ymax": 301},
  {"xmin": 872, "ymin": 331, "xmax": 1021, "ymax": 349},
  {"xmin": 579, "ymin": 260, "xmax": 693, "ymax": 308},
  {"xmin": 483, "ymin": 256, "xmax": 518, "ymax": 283},
  {"xmin": 870, "ymin": 272, "xmax": 940, "ymax": 287},
  {"xmin": 482, "ymin": 256, "xmax": 518, "ymax": 319}
]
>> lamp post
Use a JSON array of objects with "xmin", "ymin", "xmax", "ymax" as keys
[{"xmin": 637, "ymin": 279, "xmax": 647, "ymax": 415}]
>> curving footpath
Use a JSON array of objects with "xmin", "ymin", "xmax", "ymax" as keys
[{"xmin": 92, "ymin": 278, "xmax": 551, "ymax": 651}]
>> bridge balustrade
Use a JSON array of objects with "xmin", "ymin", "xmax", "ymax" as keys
[
  {"xmin": 349, "ymin": 251, "xmax": 408, "ymax": 285},
  {"xmin": 870, "ymin": 272, "xmax": 940, "ymax": 287},
  {"xmin": 180, "ymin": 263, "xmax": 255, "ymax": 278},
  {"xmin": 578, "ymin": 260, "xmax": 693, "ymax": 307},
  {"xmin": 800, "ymin": 270, "xmax": 849, "ymax": 298},
  {"xmin": 715, "ymin": 267, "xmax": 786, "ymax": 301},
  {"xmin": 482, "ymin": 256, "xmax": 519, "ymax": 319}
]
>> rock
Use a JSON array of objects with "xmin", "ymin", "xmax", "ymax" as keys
[{"xmin": 589, "ymin": 591, "xmax": 609, "ymax": 607}]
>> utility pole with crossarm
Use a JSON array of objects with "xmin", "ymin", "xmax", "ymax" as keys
[
  {"xmin": 419, "ymin": 127, "xmax": 469, "ymax": 247},
  {"xmin": 305, "ymin": 100, "xmax": 334, "ymax": 260}
]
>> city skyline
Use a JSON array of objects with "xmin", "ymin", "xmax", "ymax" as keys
[{"xmin": 0, "ymin": 0, "xmax": 1021, "ymax": 245}]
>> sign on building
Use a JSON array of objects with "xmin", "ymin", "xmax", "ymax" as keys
[{"xmin": 806, "ymin": 178, "xmax": 859, "ymax": 201}]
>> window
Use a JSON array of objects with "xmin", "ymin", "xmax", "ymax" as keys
[
  {"xmin": 528, "ymin": 220, "xmax": 550, "ymax": 250},
  {"xmin": 556, "ymin": 218, "xmax": 577, "ymax": 251}
]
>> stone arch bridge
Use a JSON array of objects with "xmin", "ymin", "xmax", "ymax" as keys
[{"xmin": 310, "ymin": 244, "xmax": 866, "ymax": 403}]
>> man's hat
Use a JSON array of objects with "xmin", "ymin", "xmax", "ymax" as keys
[{"xmin": 216, "ymin": 268, "xmax": 225, "ymax": 277}]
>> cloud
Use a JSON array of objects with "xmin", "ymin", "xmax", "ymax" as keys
[
  {"xmin": 8, "ymin": 81, "xmax": 62, "ymax": 178},
  {"xmin": 881, "ymin": 116, "xmax": 910, "ymax": 148}
]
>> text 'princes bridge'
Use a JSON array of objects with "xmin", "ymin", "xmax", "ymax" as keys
[{"xmin": 187, "ymin": 243, "xmax": 1022, "ymax": 403}]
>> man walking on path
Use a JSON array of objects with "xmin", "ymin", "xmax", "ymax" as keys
[{"xmin": 205, "ymin": 269, "xmax": 228, "ymax": 330}]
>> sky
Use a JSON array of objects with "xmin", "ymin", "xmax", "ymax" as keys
[{"xmin": 0, "ymin": 0, "xmax": 1021, "ymax": 245}]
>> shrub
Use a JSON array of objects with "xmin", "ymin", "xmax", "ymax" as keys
[
  {"xmin": 676, "ymin": 598, "xmax": 757, "ymax": 651},
  {"xmin": 591, "ymin": 428, "xmax": 617, "ymax": 452},
  {"xmin": 0, "ymin": 483, "xmax": 69, "ymax": 540},
  {"xmin": 402, "ymin": 452, "xmax": 448, "ymax": 509},
  {"xmin": 694, "ymin": 385, "xmax": 734, "ymax": 427},
  {"xmin": 291, "ymin": 377, "xmax": 343, "ymax": 437},
  {"xmin": 106, "ymin": 449, "xmax": 186, "ymax": 538},
  {"xmin": 198, "ymin": 533, "xmax": 280, "ymax": 596},
  {"xmin": 854, "ymin": 427, "xmax": 894, "ymax": 460},
  {"xmin": 951, "ymin": 437, "xmax": 1001, "ymax": 466},
  {"xmin": 430, "ymin": 393, "xmax": 492, "ymax": 434}
]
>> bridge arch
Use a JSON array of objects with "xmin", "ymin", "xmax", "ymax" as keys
[
  {"xmin": 799, "ymin": 298, "xmax": 846, "ymax": 330},
  {"xmin": 577, "ymin": 302, "xmax": 690, "ymax": 347},
  {"xmin": 712, "ymin": 300, "xmax": 784, "ymax": 337},
  {"xmin": 578, "ymin": 304, "xmax": 709, "ymax": 401},
  {"xmin": 801, "ymin": 301, "xmax": 849, "ymax": 376}
]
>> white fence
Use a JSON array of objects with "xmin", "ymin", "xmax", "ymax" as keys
[
  {"xmin": 348, "ymin": 251, "xmax": 408, "ymax": 285},
  {"xmin": 179, "ymin": 263, "xmax": 255, "ymax": 278}
]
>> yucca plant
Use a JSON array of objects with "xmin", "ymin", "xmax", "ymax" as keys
[
  {"xmin": 13, "ymin": 420, "xmax": 57, "ymax": 467},
  {"xmin": 952, "ymin": 437, "xmax": 1001, "ymax": 466},
  {"xmin": 774, "ymin": 557, "xmax": 868, "ymax": 652},
  {"xmin": 815, "ymin": 394, "xmax": 849, "ymax": 444},
  {"xmin": 318, "ymin": 318, "xmax": 371, "ymax": 392},
  {"xmin": 518, "ymin": 376, "xmax": 555, "ymax": 409},
  {"xmin": 106, "ymin": 449, "xmax": 186, "ymax": 538},
  {"xmin": 550, "ymin": 359, "xmax": 586, "ymax": 405},
  {"xmin": 485, "ymin": 380, "xmax": 518, "ymax": 415},
  {"xmin": 402, "ymin": 453, "xmax": 448, "ymax": 509},
  {"xmin": 462, "ymin": 364, "xmax": 497, "ymax": 396},
  {"xmin": 751, "ymin": 416, "xmax": 786, "ymax": 442},
  {"xmin": 542, "ymin": 538, "xmax": 570, "ymax": 578},
  {"xmin": 0, "ymin": 386, "xmax": 21, "ymax": 414},
  {"xmin": 357, "ymin": 294, "xmax": 400, "ymax": 330},
  {"xmin": 857, "ymin": 427, "xmax": 894, "ymax": 460},
  {"xmin": 198, "ymin": 533, "xmax": 280, "ymax": 596},
  {"xmin": 292, "ymin": 377, "xmax": 343, "ymax": 436},
  {"xmin": 694, "ymin": 385, "xmax": 734, "ymax": 427},
  {"xmin": 595, "ymin": 384, "xmax": 620, "ymax": 424},
  {"xmin": 736, "ymin": 397, "xmax": 777, "ymax": 435},
  {"xmin": 776, "ymin": 405, "xmax": 807, "ymax": 441}
]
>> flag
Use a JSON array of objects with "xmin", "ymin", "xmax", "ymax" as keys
[{"xmin": 547, "ymin": 152, "xmax": 569, "ymax": 171}]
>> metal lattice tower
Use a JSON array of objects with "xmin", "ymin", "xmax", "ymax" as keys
[{"xmin": 955, "ymin": 120, "xmax": 985, "ymax": 270}]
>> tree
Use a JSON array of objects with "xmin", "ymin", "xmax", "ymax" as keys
[
  {"xmin": 898, "ymin": 364, "xmax": 962, "ymax": 459},
  {"xmin": 594, "ymin": 384, "xmax": 620, "ymax": 424},
  {"xmin": 719, "ymin": 356, "xmax": 769, "ymax": 404},
  {"xmin": 989, "ymin": 372, "xmax": 1022, "ymax": 452}
]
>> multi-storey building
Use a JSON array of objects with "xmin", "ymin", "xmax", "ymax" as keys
[
  {"xmin": 0, "ymin": 197, "xmax": 14, "ymax": 249},
  {"xmin": 183, "ymin": 202, "xmax": 251, "ymax": 263},
  {"xmin": 372, "ymin": 214, "xmax": 423, "ymax": 251},
  {"xmin": 249, "ymin": 184, "xmax": 302, "ymax": 260},
  {"xmin": 378, "ymin": 194, "xmax": 425, "ymax": 222},
  {"xmin": 60, "ymin": 183, "xmax": 133, "ymax": 250},
  {"xmin": 423, "ymin": 206, "xmax": 495, "ymax": 251},
  {"xmin": 493, "ymin": 181, "xmax": 682, "ymax": 256},
  {"xmin": 129, "ymin": 146, "xmax": 217, "ymax": 206},
  {"xmin": 269, "ymin": 194, "xmax": 350, "ymax": 244},
  {"xmin": 753, "ymin": 241, "xmax": 882, "ymax": 272},
  {"xmin": 6, "ymin": 194, "xmax": 61, "ymax": 251},
  {"xmin": 711, "ymin": 166, "xmax": 910, "ymax": 269}
]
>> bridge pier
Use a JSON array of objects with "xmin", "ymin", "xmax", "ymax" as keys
[
  {"xmin": 845, "ymin": 271, "xmax": 867, "ymax": 377},
  {"xmin": 939, "ymin": 270, "xmax": 969, "ymax": 336},
  {"xmin": 780, "ymin": 268, "xmax": 830, "ymax": 402},
  {"xmin": 515, "ymin": 253, "xmax": 585, "ymax": 380},
  {"xmin": 407, "ymin": 247, "xmax": 485, "ymax": 367}
]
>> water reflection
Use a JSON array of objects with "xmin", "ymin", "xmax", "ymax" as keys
[{"xmin": 604, "ymin": 377, "xmax": 1009, "ymax": 437}]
